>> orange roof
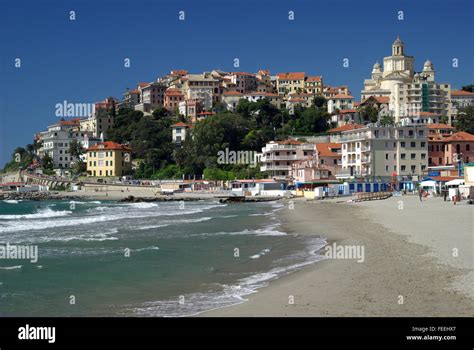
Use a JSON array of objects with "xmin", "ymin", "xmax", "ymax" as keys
[
  {"xmin": 444, "ymin": 131, "xmax": 474, "ymax": 141},
  {"xmin": 223, "ymin": 91, "xmax": 243, "ymax": 96},
  {"xmin": 165, "ymin": 88, "xmax": 184, "ymax": 96},
  {"xmin": 451, "ymin": 90, "xmax": 474, "ymax": 96},
  {"xmin": 418, "ymin": 111, "xmax": 440, "ymax": 117},
  {"xmin": 170, "ymin": 70, "xmax": 188, "ymax": 76},
  {"xmin": 128, "ymin": 89, "xmax": 140, "ymax": 94},
  {"xmin": 315, "ymin": 143, "xmax": 342, "ymax": 157},
  {"xmin": 258, "ymin": 69, "xmax": 270, "ymax": 75},
  {"xmin": 87, "ymin": 141, "xmax": 131, "ymax": 152},
  {"xmin": 138, "ymin": 82, "xmax": 149, "ymax": 88},
  {"xmin": 332, "ymin": 94, "xmax": 354, "ymax": 99},
  {"xmin": 59, "ymin": 118, "xmax": 81, "ymax": 126},
  {"xmin": 305, "ymin": 76, "xmax": 322, "ymax": 82},
  {"xmin": 328, "ymin": 123, "xmax": 364, "ymax": 133},
  {"xmin": 337, "ymin": 109, "xmax": 357, "ymax": 114},
  {"xmin": 277, "ymin": 72, "xmax": 305, "ymax": 80},
  {"xmin": 362, "ymin": 96, "xmax": 389, "ymax": 104},
  {"xmin": 232, "ymin": 72, "xmax": 256, "ymax": 77},
  {"xmin": 427, "ymin": 123, "xmax": 454, "ymax": 129},
  {"xmin": 171, "ymin": 122, "xmax": 190, "ymax": 128}
]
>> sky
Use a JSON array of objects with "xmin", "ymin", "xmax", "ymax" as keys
[{"xmin": 0, "ymin": 0, "xmax": 473, "ymax": 167}]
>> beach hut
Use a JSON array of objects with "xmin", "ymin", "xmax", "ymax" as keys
[{"xmin": 419, "ymin": 179, "xmax": 437, "ymax": 195}]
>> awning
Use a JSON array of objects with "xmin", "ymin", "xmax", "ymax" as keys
[{"xmin": 445, "ymin": 179, "xmax": 464, "ymax": 186}]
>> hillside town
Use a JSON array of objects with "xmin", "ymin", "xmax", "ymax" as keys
[{"xmin": 2, "ymin": 37, "xmax": 474, "ymax": 202}]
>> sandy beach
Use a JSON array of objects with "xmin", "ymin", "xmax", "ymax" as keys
[{"xmin": 201, "ymin": 195, "xmax": 474, "ymax": 316}]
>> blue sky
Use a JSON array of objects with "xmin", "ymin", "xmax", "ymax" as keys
[{"xmin": 0, "ymin": 0, "xmax": 473, "ymax": 167}]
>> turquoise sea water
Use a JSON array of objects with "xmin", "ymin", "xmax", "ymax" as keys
[{"xmin": 0, "ymin": 199, "xmax": 325, "ymax": 316}]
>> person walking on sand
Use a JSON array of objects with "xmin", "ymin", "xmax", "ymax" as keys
[
  {"xmin": 419, "ymin": 189, "xmax": 423, "ymax": 202},
  {"xmin": 443, "ymin": 189, "xmax": 448, "ymax": 202}
]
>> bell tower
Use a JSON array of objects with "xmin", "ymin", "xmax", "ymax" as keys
[{"xmin": 392, "ymin": 35, "xmax": 404, "ymax": 56}]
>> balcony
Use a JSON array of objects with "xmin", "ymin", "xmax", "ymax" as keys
[
  {"xmin": 260, "ymin": 165, "xmax": 291, "ymax": 171},
  {"xmin": 360, "ymin": 146, "xmax": 371, "ymax": 152},
  {"xmin": 261, "ymin": 155, "xmax": 299, "ymax": 161}
]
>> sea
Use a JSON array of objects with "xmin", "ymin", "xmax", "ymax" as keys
[{"xmin": 0, "ymin": 199, "xmax": 326, "ymax": 316}]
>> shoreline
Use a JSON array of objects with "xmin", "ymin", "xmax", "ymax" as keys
[{"xmin": 200, "ymin": 196, "xmax": 474, "ymax": 316}]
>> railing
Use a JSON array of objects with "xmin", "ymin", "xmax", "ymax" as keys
[{"xmin": 261, "ymin": 155, "xmax": 299, "ymax": 161}]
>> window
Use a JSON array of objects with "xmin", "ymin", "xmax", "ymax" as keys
[
  {"xmin": 411, "ymin": 165, "xmax": 416, "ymax": 173},
  {"xmin": 385, "ymin": 165, "xmax": 389, "ymax": 172},
  {"xmin": 385, "ymin": 153, "xmax": 388, "ymax": 160},
  {"xmin": 421, "ymin": 154, "xmax": 426, "ymax": 159},
  {"xmin": 401, "ymin": 142, "xmax": 406, "ymax": 148},
  {"xmin": 410, "ymin": 142, "xmax": 416, "ymax": 148},
  {"xmin": 401, "ymin": 165, "xmax": 406, "ymax": 171},
  {"xmin": 421, "ymin": 142, "xmax": 426, "ymax": 148},
  {"xmin": 467, "ymin": 144, "xmax": 471, "ymax": 151},
  {"xmin": 411, "ymin": 154, "xmax": 416, "ymax": 159}
]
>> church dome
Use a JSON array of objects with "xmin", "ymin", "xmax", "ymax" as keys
[
  {"xmin": 373, "ymin": 62, "xmax": 381, "ymax": 70},
  {"xmin": 423, "ymin": 60, "xmax": 433, "ymax": 70},
  {"xmin": 393, "ymin": 36, "xmax": 403, "ymax": 46}
]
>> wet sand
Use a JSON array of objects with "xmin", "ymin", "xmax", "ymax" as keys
[{"xmin": 201, "ymin": 195, "xmax": 474, "ymax": 316}]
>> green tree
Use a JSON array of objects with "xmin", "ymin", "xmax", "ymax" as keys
[
  {"xmin": 439, "ymin": 115, "xmax": 449, "ymax": 125},
  {"xmin": 380, "ymin": 114, "xmax": 395, "ymax": 126},
  {"xmin": 454, "ymin": 106, "xmax": 474, "ymax": 134},
  {"xmin": 359, "ymin": 105, "xmax": 378, "ymax": 123}
]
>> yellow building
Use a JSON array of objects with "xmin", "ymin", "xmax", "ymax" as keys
[
  {"xmin": 86, "ymin": 141, "xmax": 132, "ymax": 177},
  {"xmin": 276, "ymin": 72, "xmax": 305, "ymax": 96}
]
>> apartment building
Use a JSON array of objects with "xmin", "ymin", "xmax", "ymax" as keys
[
  {"xmin": 327, "ymin": 94, "xmax": 354, "ymax": 113},
  {"xmin": 171, "ymin": 122, "xmax": 192, "ymax": 143},
  {"xmin": 227, "ymin": 72, "xmax": 257, "ymax": 94},
  {"xmin": 121, "ymin": 89, "xmax": 140, "ymax": 109},
  {"xmin": 86, "ymin": 141, "xmax": 132, "ymax": 177},
  {"xmin": 178, "ymin": 99, "xmax": 202, "ymax": 122},
  {"xmin": 244, "ymin": 92, "xmax": 282, "ymax": 108},
  {"xmin": 37, "ymin": 120, "xmax": 98, "ymax": 172},
  {"xmin": 276, "ymin": 72, "xmax": 305, "ymax": 95},
  {"xmin": 259, "ymin": 140, "xmax": 315, "ymax": 179},
  {"xmin": 182, "ymin": 74, "xmax": 220, "ymax": 109},
  {"xmin": 428, "ymin": 129, "xmax": 474, "ymax": 167},
  {"xmin": 304, "ymin": 76, "xmax": 323, "ymax": 95},
  {"xmin": 391, "ymin": 80, "xmax": 452, "ymax": 122},
  {"xmin": 339, "ymin": 124, "xmax": 429, "ymax": 180},
  {"xmin": 164, "ymin": 88, "xmax": 185, "ymax": 111},
  {"xmin": 221, "ymin": 91, "xmax": 244, "ymax": 111}
]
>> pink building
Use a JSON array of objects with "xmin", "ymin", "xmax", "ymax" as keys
[{"xmin": 164, "ymin": 88, "xmax": 185, "ymax": 111}]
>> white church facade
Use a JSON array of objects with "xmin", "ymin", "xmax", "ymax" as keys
[{"xmin": 361, "ymin": 37, "xmax": 452, "ymax": 123}]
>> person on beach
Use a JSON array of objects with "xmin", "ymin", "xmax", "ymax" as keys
[
  {"xmin": 419, "ymin": 189, "xmax": 423, "ymax": 202},
  {"xmin": 443, "ymin": 189, "xmax": 448, "ymax": 202}
]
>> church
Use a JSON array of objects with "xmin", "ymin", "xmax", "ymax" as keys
[{"xmin": 361, "ymin": 37, "xmax": 451, "ymax": 122}]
